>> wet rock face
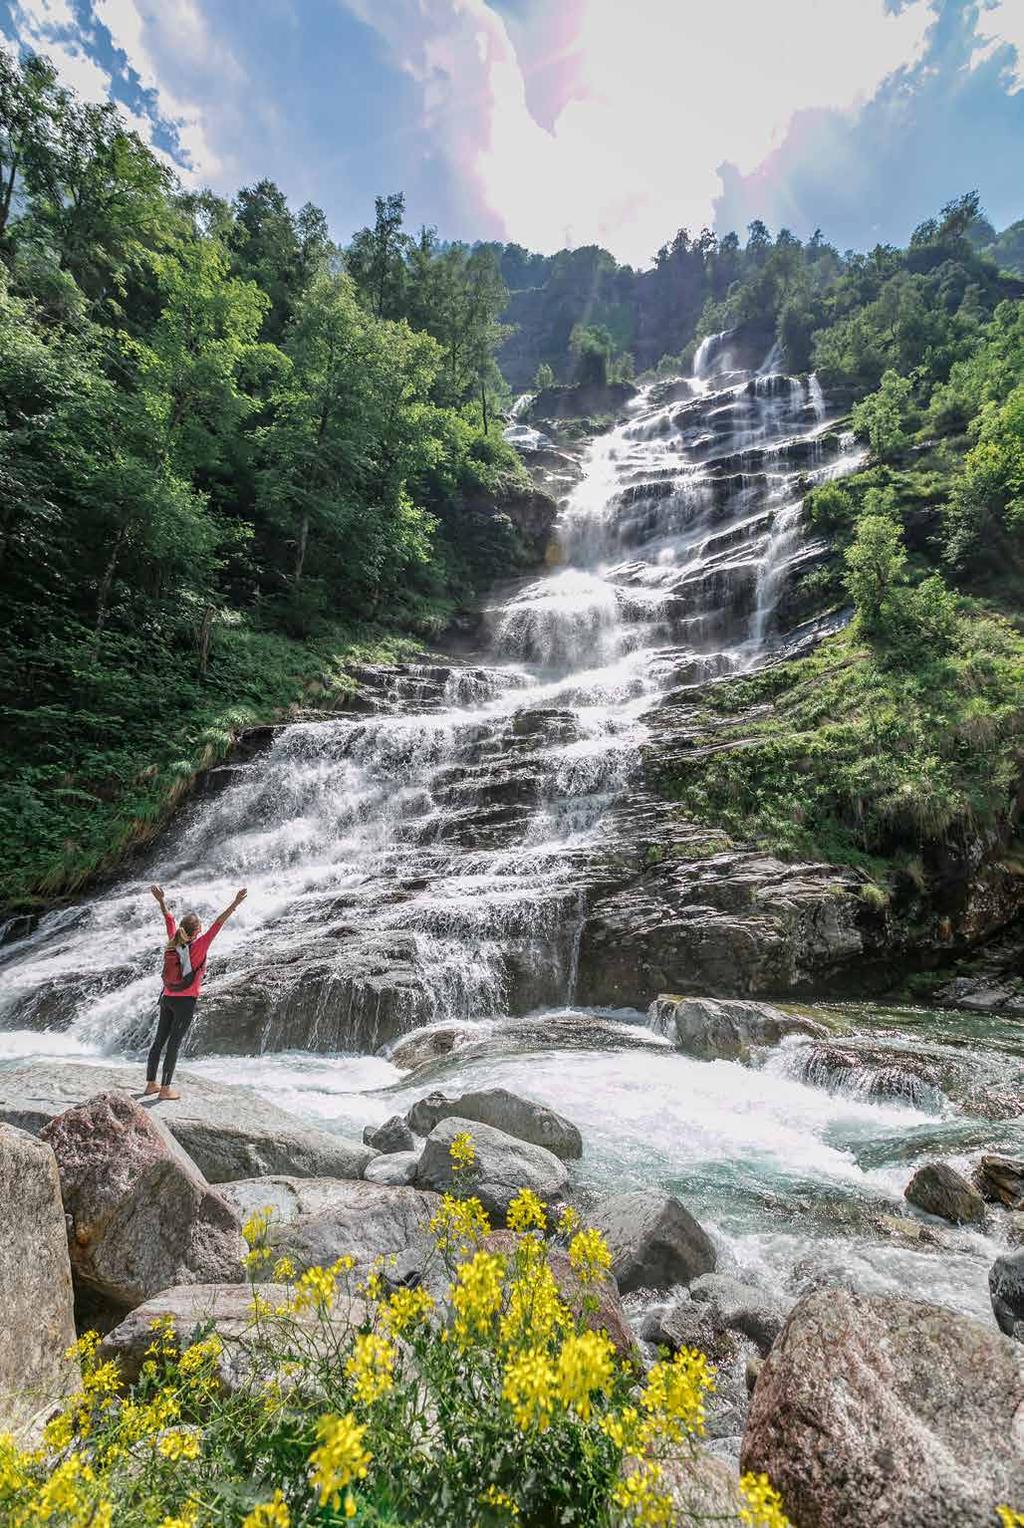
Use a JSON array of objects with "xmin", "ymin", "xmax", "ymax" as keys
[
  {"xmin": 741, "ymin": 1290, "xmax": 1024, "ymax": 1528},
  {"xmin": 990, "ymin": 1248, "xmax": 1024, "ymax": 1340},
  {"xmin": 406, "ymin": 1087, "xmax": 583, "ymax": 1160},
  {"xmin": 589, "ymin": 1191, "xmax": 716, "ymax": 1294},
  {"xmin": 0, "ymin": 1125, "xmax": 79, "ymax": 1436},
  {"xmin": 904, "ymin": 1162, "xmax": 987, "ymax": 1226},
  {"xmin": 40, "ymin": 1091, "xmax": 244, "ymax": 1309},
  {"xmin": 364, "ymin": 1115, "xmax": 416, "ymax": 1154},
  {"xmin": 974, "ymin": 1155, "xmax": 1024, "ymax": 1209},
  {"xmin": 648, "ymin": 994, "xmax": 826, "ymax": 1061}
]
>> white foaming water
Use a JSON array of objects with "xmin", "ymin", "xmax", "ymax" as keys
[{"xmin": 7, "ymin": 365, "xmax": 1000, "ymax": 1313}]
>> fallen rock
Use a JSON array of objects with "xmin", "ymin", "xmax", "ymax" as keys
[
  {"xmin": 905, "ymin": 1162, "xmax": 986, "ymax": 1226},
  {"xmin": 990, "ymin": 1248, "xmax": 1024, "ymax": 1341},
  {"xmin": 100, "ymin": 1283, "xmax": 367, "ymax": 1385},
  {"xmin": 483, "ymin": 1232, "xmax": 639, "ymax": 1362},
  {"xmin": 648, "ymin": 995, "xmax": 825, "ymax": 1061},
  {"xmin": 0, "ymin": 1125, "xmax": 79, "ymax": 1436},
  {"xmin": 974, "ymin": 1155, "xmax": 1024, "ymax": 1209},
  {"xmin": 661, "ymin": 1451, "xmax": 744, "ymax": 1519},
  {"xmin": 0, "ymin": 1061, "xmax": 374, "ymax": 1184},
  {"xmin": 41, "ymin": 1091, "xmax": 244, "ymax": 1308},
  {"xmin": 414, "ymin": 1117, "xmax": 570, "ymax": 1223},
  {"xmin": 641, "ymin": 1297, "xmax": 734, "ymax": 1365},
  {"xmin": 741, "ymin": 1289, "xmax": 1024, "ymax": 1526},
  {"xmin": 363, "ymin": 1116, "xmax": 415, "ymax": 1154},
  {"xmin": 364, "ymin": 1151, "xmax": 420, "ymax": 1186},
  {"xmin": 220, "ymin": 1176, "xmax": 440, "ymax": 1277},
  {"xmin": 386, "ymin": 1025, "xmax": 475, "ymax": 1070},
  {"xmin": 590, "ymin": 1191, "xmax": 716, "ymax": 1294},
  {"xmin": 407, "ymin": 1087, "xmax": 582, "ymax": 1160},
  {"xmin": 689, "ymin": 1272, "xmax": 789, "ymax": 1355}
]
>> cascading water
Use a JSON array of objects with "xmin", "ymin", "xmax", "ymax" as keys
[{"xmin": 1, "ymin": 363, "xmax": 1012, "ymax": 1327}]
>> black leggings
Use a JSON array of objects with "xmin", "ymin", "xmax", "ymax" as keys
[{"xmin": 147, "ymin": 996, "xmax": 198, "ymax": 1087}]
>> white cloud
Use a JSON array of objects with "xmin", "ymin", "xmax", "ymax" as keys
[
  {"xmin": 980, "ymin": 0, "xmax": 1024, "ymax": 89},
  {"xmin": 344, "ymin": 0, "xmax": 934, "ymax": 263}
]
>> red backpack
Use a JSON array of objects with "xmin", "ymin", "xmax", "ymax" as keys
[{"xmin": 162, "ymin": 943, "xmax": 206, "ymax": 993}]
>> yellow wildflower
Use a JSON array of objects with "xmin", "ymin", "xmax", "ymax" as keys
[
  {"xmin": 178, "ymin": 1334, "xmax": 223, "ymax": 1377},
  {"xmin": 0, "ymin": 1432, "xmax": 31, "ymax": 1495},
  {"xmin": 500, "ymin": 1261, "xmax": 571, "ymax": 1351},
  {"xmin": 597, "ymin": 1405, "xmax": 644, "ymax": 1452},
  {"xmin": 309, "ymin": 1411, "xmax": 371, "ymax": 1512},
  {"xmin": 243, "ymin": 1245, "xmax": 273, "ymax": 1273},
  {"xmin": 157, "ymin": 1427, "xmax": 202, "ymax": 1461},
  {"xmin": 242, "ymin": 1488, "xmax": 291, "ymax": 1527},
  {"xmin": 555, "ymin": 1329, "xmax": 615, "ymax": 1420},
  {"xmin": 998, "ymin": 1513, "xmax": 1024, "ymax": 1528},
  {"xmin": 292, "ymin": 1263, "xmax": 338, "ymax": 1313},
  {"xmin": 503, "ymin": 1346, "xmax": 556, "ymax": 1432},
  {"xmin": 382, "ymin": 1285, "xmax": 434, "ymax": 1335},
  {"xmin": 451, "ymin": 1250, "xmax": 505, "ymax": 1346},
  {"xmin": 739, "ymin": 1472, "xmax": 792, "ymax": 1528},
  {"xmin": 82, "ymin": 1360, "xmax": 121, "ymax": 1399},
  {"xmin": 612, "ymin": 1457, "xmax": 673, "ymax": 1527},
  {"xmin": 450, "ymin": 1130, "xmax": 476, "ymax": 1172},
  {"xmin": 430, "ymin": 1193, "xmax": 492, "ymax": 1254},
  {"xmin": 567, "ymin": 1227, "xmax": 612, "ymax": 1285},
  {"xmin": 33, "ymin": 1453, "xmax": 95, "ymax": 1523},
  {"xmin": 640, "ymin": 1346, "xmax": 714, "ymax": 1442},
  {"xmin": 145, "ymin": 1313, "xmax": 179, "ymax": 1358},
  {"xmin": 556, "ymin": 1205, "xmax": 580, "ymax": 1237},
  {"xmin": 480, "ymin": 1483, "xmax": 520, "ymax": 1518},
  {"xmin": 242, "ymin": 1206, "xmax": 275, "ymax": 1247},
  {"xmin": 506, "ymin": 1188, "xmax": 547, "ymax": 1234},
  {"xmin": 65, "ymin": 1331, "xmax": 101, "ymax": 1367},
  {"xmin": 345, "ymin": 1332, "xmax": 397, "ymax": 1406},
  {"xmin": 158, "ymin": 1507, "xmax": 199, "ymax": 1528},
  {"xmin": 273, "ymin": 1256, "xmax": 296, "ymax": 1282}
]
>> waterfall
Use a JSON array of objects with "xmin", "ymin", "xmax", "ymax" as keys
[{"xmin": 0, "ymin": 364, "xmax": 865, "ymax": 1060}]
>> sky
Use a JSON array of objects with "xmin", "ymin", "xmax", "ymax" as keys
[{"xmin": 1, "ymin": 0, "xmax": 1022, "ymax": 267}]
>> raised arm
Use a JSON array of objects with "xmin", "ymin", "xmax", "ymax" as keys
[
  {"xmin": 213, "ymin": 888, "xmax": 247, "ymax": 929},
  {"xmin": 150, "ymin": 884, "xmax": 175, "ymax": 939}
]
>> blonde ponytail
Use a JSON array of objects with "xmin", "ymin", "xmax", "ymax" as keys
[{"xmin": 166, "ymin": 913, "xmax": 200, "ymax": 951}]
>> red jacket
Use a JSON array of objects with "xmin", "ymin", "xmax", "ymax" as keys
[{"xmin": 163, "ymin": 911, "xmax": 225, "ymax": 999}]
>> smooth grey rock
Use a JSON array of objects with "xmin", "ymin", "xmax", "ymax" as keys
[
  {"xmin": 414, "ymin": 1116, "xmax": 570, "ymax": 1222},
  {"xmin": 363, "ymin": 1150, "xmax": 420, "ymax": 1186},
  {"xmin": 649, "ymin": 995, "xmax": 826, "ymax": 1061},
  {"xmin": 990, "ymin": 1247, "xmax": 1024, "ymax": 1341},
  {"xmin": 905, "ymin": 1162, "xmax": 986, "ymax": 1226},
  {"xmin": 363, "ymin": 1115, "xmax": 415, "ymax": 1154},
  {"xmin": 741, "ymin": 1289, "xmax": 1024, "ymax": 1527},
  {"xmin": 689, "ymin": 1272, "xmax": 790, "ymax": 1354},
  {"xmin": 407, "ymin": 1087, "xmax": 582, "ymax": 1160},
  {"xmin": 0, "ymin": 1125, "xmax": 79, "ymax": 1436},
  {"xmin": 99, "ymin": 1283, "xmax": 369, "ymax": 1386},
  {"xmin": 590, "ymin": 1191, "xmax": 716, "ymax": 1294},
  {"xmin": 40, "ymin": 1091, "xmax": 244, "ymax": 1308},
  {"xmin": 0, "ymin": 1061, "xmax": 374, "ymax": 1184},
  {"xmin": 974, "ymin": 1155, "xmax": 1024, "ymax": 1209},
  {"xmin": 220, "ymin": 1176, "xmax": 440, "ymax": 1276},
  {"xmin": 386, "ymin": 1025, "xmax": 474, "ymax": 1070}
]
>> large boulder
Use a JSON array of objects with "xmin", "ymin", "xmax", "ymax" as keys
[
  {"xmin": 689, "ymin": 1272, "xmax": 790, "ymax": 1355},
  {"xmin": 364, "ymin": 1151, "xmax": 420, "ymax": 1186},
  {"xmin": 40, "ymin": 1091, "xmax": 244, "ymax": 1308},
  {"xmin": 648, "ymin": 995, "xmax": 826, "ymax": 1061},
  {"xmin": 220, "ymin": 1176, "xmax": 440, "ymax": 1278},
  {"xmin": 590, "ymin": 1191, "xmax": 716, "ymax": 1294},
  {"xmin": 99, "ymin": 1283, "xmax": 367, "ymax": 1385},
  {"xmin": 482, "ymin": 1232, "xmax": 639, "ymax": 1362},
  {"xmin": 363, "ymin": 1115, "xmax": 415, "ymax": 1154},
  {"xmin": 974, "ymin": 1155, "xmax": 1024, "ymax": 1209},
  {"xmin": 406, "ymin": 1087, "xmax": 582, "ymax": 1160},
  {"xmin": 904, "ymin": 1162, "xmax": 986, "ymax": 1226},
  {"xmin": 413, "ymin": 1116, "xmax": 570, "ymax": 1223},
  {"xmin": 0, "ymin": 1061, "xmax": 374, "ymax": 1184},
  {"xmin": 990, "ymin": 1248, "xmax": 1024, "ymax": 1340},
  {"xmin": 741, "ymin": 1289, "xmax": 1024, "ymax": 1527},
  {"xmin": 0, "ymin": 1125, "xmax": 79, "ymax": 1436}
]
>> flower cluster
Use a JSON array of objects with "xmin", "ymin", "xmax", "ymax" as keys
[
  {"xmin": 308, "ymin": 1412, "xmax": 370, "ymax": 1517},
  {"xmin": 449, "ymin": 1130, "xmax": 477, "ymax": 1173},
  {"xmin": 451, "ymin": 1249, "xmax": 506, "ymax": 1346},
  {"xmin": 739, "ymin": 1472, "xmax": 792, "ymax": 1528},
  {"xmin": 345, "ymin": 1332, "xmax": 397, "ymax": 1406}
]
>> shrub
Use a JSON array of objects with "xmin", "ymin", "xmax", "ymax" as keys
[{"xmin": 0, "ymin": 1146, "xmax": 793, "ymax": 1528}]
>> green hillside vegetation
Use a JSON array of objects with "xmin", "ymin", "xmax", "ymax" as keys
[
  {"xmin": 0, "ymin": 56, "xmax": 530, "ymax": 907},
  {"xmin": 653, "ymin": 281, "xmax": 1024, "ymax": 884}
]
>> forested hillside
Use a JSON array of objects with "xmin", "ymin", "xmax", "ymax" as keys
[{"xmin": 0, "ymin": 55, "xmax": 531, "ymax": 906}]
